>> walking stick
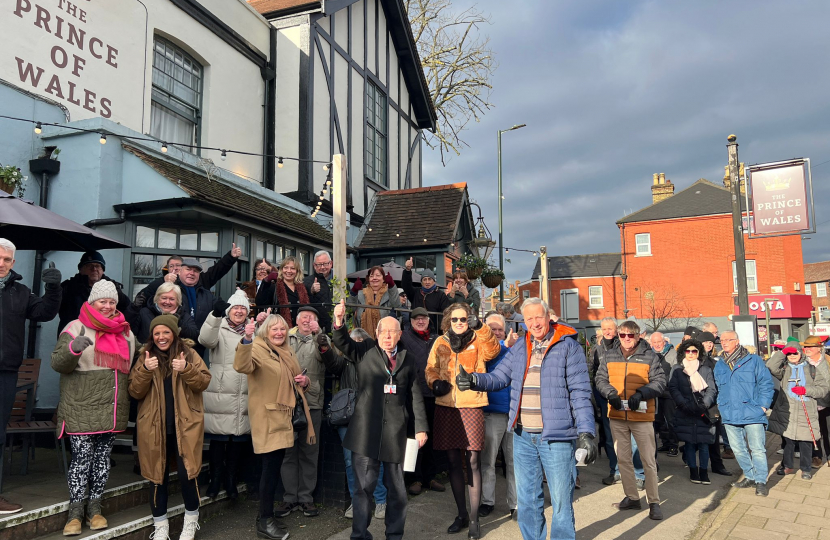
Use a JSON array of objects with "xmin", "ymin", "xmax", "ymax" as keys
[{"xmin": 789, "ymin": 377, "xmax": 819, "ymax": 451}]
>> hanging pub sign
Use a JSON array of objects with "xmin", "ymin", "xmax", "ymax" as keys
[{"xmin": 746, "ymin": 158, "xmax": 815, "ymax": 238}]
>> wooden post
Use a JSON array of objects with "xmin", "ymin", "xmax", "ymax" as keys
[
  {"xmin": 539, "ymin": 246, "xmax": 549, "ymax": 306},
  {"xmin": 332, "ymin": 154, "xmax": 348, "ymax": 283}
]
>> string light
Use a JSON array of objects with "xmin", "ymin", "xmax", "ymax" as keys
[
  {"xmin": 323, "ymin": 163, "xmax": 331, "ymax": 171},
  {"xmin": 278, "ymin": 157, "xmax": 284, "ymax": 168},
  {"xmin": 220, "ymin": 150, "xmax": 227, "ymax": 161},
  {"xmin": 34, "ymin": 122, "xmax": 42, "ymax": 134},
  {"xmin": 99, "ymin": 133, "xmax": 107, "ymax": 144},
  {"xmin": 161, "ymin": 142, "xmax": 168, "ymax": 153}
]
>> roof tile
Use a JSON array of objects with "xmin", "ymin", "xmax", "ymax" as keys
[
  {"xmin": 804, "ymin": 261, "xmax": 830, "ymax": 284},
  {"xmin": 531, "ymin": 253, "xmax": 622, "ymax": 280},
  {"xmin": 617, "ymin": 178, "xmax": 741, "ymax": 224}
]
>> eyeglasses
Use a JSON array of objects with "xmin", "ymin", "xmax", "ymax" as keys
[
  {"xmin": 451, "ymin": 317, "xmax": 468, "ymax": 323},
  {"xmin": 314, "ymin": 261, "xmax": 332, "ymax": 267},
  {"xmin": 377, "ymin": 329, "xmax": 400, "ymax": 336},
  {"xmin": 255, "ymin": 266, "xmax": 270, "ymax": 272},
  {"xmin": 618, "ymin": 333, "xmax": 637, "ymax": 339},
  {"xmin": 721, "ymin": 338, "xmax": 737, "ymax": 343},
  {"xmin": 685, "ymin": 349, "xmax": 700, "ymax": 355},
  {"xmin": 786, "ymin": 352, "xmax": 800, "ymax": 356}
]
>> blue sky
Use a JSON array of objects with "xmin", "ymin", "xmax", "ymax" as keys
[{"xmin": 421, "ymin": 1, "xmax": 830, "ymax": 285}]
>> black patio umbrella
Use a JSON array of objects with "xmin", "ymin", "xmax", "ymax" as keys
[
  {"xmin": 0, "ymin": 193, "xmax": 129, "ymax": 251},
  {"xmin": 346, "ymin": 261, "xmax": 422, "ymax": 282}
]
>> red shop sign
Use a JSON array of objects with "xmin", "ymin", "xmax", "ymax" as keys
[{"xmin": 734, "ymin": 294, "xmax": 813, "ymax": 319}]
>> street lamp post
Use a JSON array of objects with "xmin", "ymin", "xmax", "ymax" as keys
[{"xmin": 498, "ymin": 123, "xmax": 526, "ymax": 301}]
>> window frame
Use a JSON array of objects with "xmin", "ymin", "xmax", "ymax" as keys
[
  {"xmin": 634, "ymin": 233, "xmax": 651, "ymax": 256},
  {"xmin": 806, "ymin": 283, "xmax": 812, "ymax": 295},
  {"xmin": 732, "ymin": 260, "xmax": 758, "ymax": 293},
  {"xmin": 150, "ymin": 36, "xmax": 204, "ymax": 150},
  {"xmin": 365, "ymin": 80, "xmax": 388, "ymax": 187},
  {"xmin": 817, "ymin": 282, "xmax": 828, "ymax": 298},
  {"xmin": 588, "ymin": 285, "xmax": 603, "ymax": 308}
]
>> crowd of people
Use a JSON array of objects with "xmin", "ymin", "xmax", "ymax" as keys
[{"xmin": 1, "ymin": 237, "xmax": 829, "ymax": 540}]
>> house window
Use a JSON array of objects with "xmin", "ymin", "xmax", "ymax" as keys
[
  {"xmin": 523, "ymin": 290, "xmax": 530, "ymax": 300},
  {"xmin": 131, "ymin": 225, "xmax": 219, "ymax": 295},
  {"xmin": 635, "ymin": 233, "xmax": 651, "ymax": 256},
  {"xmin": 365, "ymin": 81, "xmax": 387, "ymax": 186},
  {"xmin": 818, "ymin": 283, "xmax": 828, "ymax": 298},
  {"xmin": 588, "ymin": 286, "xmax": 603, "ymax": 308},
  {"xmin": 150, "ymin": 37, "xmax": 202, "ymax": 149},
  {"xmin": 732, "ymin": 260, "xmax": 758, "ymax": 293},
  {"xmin": 806, "ymin": 283, "xmax": 812, "ymax": 295},
  {"xmin": 254, "ymin": 240, "xmax": 284, "ymax": 266}
]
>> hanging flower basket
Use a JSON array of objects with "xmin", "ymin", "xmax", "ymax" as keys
[
  {"xmin": 465, "ymin": 267, "xmax": 483, "ymax": 280},
  {"xmin": 480, "ymin": 266, "xmax": 505, "ymax": 289},
  {"xmin": 0, "ymin": 165, "xmax": 25, "ymax": 196},
  {"xmin": 457, "ymin": 254, "xmax": 487, "ymax": 281},
  {"xmin": 0, "ymin": 180, "xmax": 13, "ymax": 195}
]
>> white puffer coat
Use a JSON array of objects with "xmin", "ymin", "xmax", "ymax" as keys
[{"xmin": 199, "ymin": 313, "xmax": 250, "ymax": 436}]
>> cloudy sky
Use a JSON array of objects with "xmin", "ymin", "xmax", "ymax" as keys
[{"xmin": 421, "ymin": 1, "xmax": 830, "ymax": 285}]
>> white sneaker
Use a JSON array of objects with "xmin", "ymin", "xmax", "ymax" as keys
[
  {"xmin": 150, "ymin": 518, "xmax": 170, "ymax": 540},
  {"xmin": 374, "ymin": 503, "xmax": 386, "ymax": 519},
  {"xmin": 344, "ymin": 503, "xmax": 353, "ymax": 519},
  {"xmin": 776, "ymin": 449, "xmax": 784, "ymax": 455},
  {"xmin": 180, "ymin": 514, "xmax": 200, "ymax": 540}
]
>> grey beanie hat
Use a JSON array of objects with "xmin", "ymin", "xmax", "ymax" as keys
[
  {"xmin": 88, "ymin": 280, "xmax": 119, "ymax": 304},
  {"xmin": 420, "ymin": 269, "xmax": 435, "ymax": 280},
  {"xmin": 225, "ymin": 289, "xmax": 251, "ymax": 315}
]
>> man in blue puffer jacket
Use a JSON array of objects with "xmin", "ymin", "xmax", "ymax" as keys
[
  {"xmin": 456, "ymin": 298, "xmax": 596, "ymax": 540},
  {"xmin": 713, "ymin": 331, "xmax": 774, "ymax": 497}
]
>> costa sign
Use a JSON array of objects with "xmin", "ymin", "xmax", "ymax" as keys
[
  {"xmin": 734, "ymin": 294, "xmax": 813, "ymax": 319},
  {"xmin": 746, "ymin": 159, "xmax": 816, "ymax": 238}
]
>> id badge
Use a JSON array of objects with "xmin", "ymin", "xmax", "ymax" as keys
[{"xmin": 384, "ymin": 384, "xmax": 397, "ymax": 394}]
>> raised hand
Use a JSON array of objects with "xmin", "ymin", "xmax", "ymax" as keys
[
  {"xmin": 309, "ymin": 319, "xmax": 320, "ymax": 334},
  {"xmin": 212, "ymin": 299, "xmax": 231, "ymax": 317},
  {"xmin": 70, "ymin": 327, "xmax": 93, "ymax": 354},
  {"xmin": 256, "ymin": 308, "xmax": 272, "ymax": 324},
  {"xmin": 144, "ymin": 351, "xmax": 159, "ymax": 371},
  {"xmin": 351, "ymin": 278, "xmax": 363, "ymax": 294},
  {"xmin": 316, "ymin": 332, "xmax": 328, "ymax": 350},
  {"xmin": 172, "ymin": 352, "xmax": 187, "ymax": 371},
  {"xmin": 263, "ymin": 271, "xmax": 279, "ymax": 283},
  {"xmin": 231, "ymin": 243, "xmax": 242, "ymax": 258},
  {"xmin": 455, "ymin": 365, "xmax": 477, "ymax": 392},
  {"xmin": 334, "ymin": 299, "xmax": 346, "ymax": 327},
  {"xmin": 311, "ymin": 277, "xmax": 321, "ymax": 294},
  {"xmin": 244, "ymin": 318, "xmax": 256, "ymax": 339},
  {"xmin": 41, "ymin": 261, "xmax": 61, "ymax": 285},
  {"xmin": 505, "ymin": 329, "xmax": 519, "ymax": 348},
  {"xmin": 405, "ymin": 257, "xmax": 413, "ymax": 271},
  {"xmin": 164, "ymin": 273, "xmax": 178, "ymax": 284},
  {"xmin": 133, "ymin": 291, "xmax": 147, "ymax": 309},
  {"xmin": 383, "ymin": 272, "xmax": 395, "ymax": 288}
]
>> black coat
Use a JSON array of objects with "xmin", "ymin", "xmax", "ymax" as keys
[
  {"xmin": 401, "ymin": 269, "xmax": 451, "ymax": 332},
  {"xmin": 398, "ymin": 326, "xmax": 438, "ymax": 398},
  {"xmin": 0, "ymin": 271, "xmax": 62, "ymax": 372},
  {"xmin": 332, "ymin": 325, "xmax": 427, "ymax": 463},
  {"xmin": 125, "ymin": 303, "xmax": 200, "ymax": 345},
  {"xmin": 303, "ymin": 272, "xmax": 333, "ymax": 332},
  {"xmin": 58, "ymin": 273, "xmax": 130, "ymax": 336},
  {"xmin": 669, "ymin": 365, "xmax": 717, "ymax": 445}
]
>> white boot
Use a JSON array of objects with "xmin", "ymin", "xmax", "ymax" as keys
[
  {"xmin": 180, "ymin": 513, "xmax": 200, "ymax": 540},
  {"xmin": 150, "ymin": 518, "xmax": 170, "ymax": 540}
]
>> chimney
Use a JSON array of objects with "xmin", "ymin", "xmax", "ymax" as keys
[
  {"xmin": 651, "ymin": 172, "xmax": 675, "ymax": 204},
  {"xmin": 723, "ymin": 163, "xmax": 747, "ymax": 194}
]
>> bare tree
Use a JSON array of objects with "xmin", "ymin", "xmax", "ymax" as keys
[
  {"xmin": 405, "ymin": 0, "xmax": 497, "ymax": 164},
  {"xmin": 637, "ymin": 284, "xmax": 698, "ymax": 333}
]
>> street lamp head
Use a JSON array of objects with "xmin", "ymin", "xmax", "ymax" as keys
[
  {"xmin": 512, "ymin": 124, "xmax": 527, "ymax": 130},
  {"xmin": 727, "ymin": 134, "xmax": 737, "ymax": 143}
]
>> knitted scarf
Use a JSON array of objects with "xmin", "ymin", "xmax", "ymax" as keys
[
  {"xmin": 723, "ymin": 345, "xmax": 748, "ymax": 370},
  {"xmin": 682, "ymin": 358, "xmax": 708, "ymax": 393},
  {"xmin": 413, "ymin": 328, "xmax": 432, "ymax": 341},
  {"xmin": 360, "ymin": 285, "xmax": 387, "ymax": 340},
  {"xmin": 0, "ymin": 273, "xmax": 10, "ymax": 289},
  {"xmin": 226, "ymin": 317, "xmax": 246, "ymax": 335},
  {"xmin": 274, "ymin": 280, "xmax": 310, "ymax": 328},
  {"xmin": 258, "ymin": 336, "xmax": 316, "ymax": 445},
  {"xmin": 78, "ymin": 302, "xmax": 131, "ymax": 374}
]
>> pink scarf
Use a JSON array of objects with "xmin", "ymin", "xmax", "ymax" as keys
[
  {"xmin": 682, "ymin": 358, "xmax": 708, "ymax": 393},
  {"xmin": 78, "ymin": 303, "xmax": 131, "ymax": 374}
]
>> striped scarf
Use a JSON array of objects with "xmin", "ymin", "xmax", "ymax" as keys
[
  {"xmin": 226, "ymin": 317, "xmax": 246, "ymax": 335},
  {"xmin": 78, "ymin": 302, "xmax": 131, "ymax": 374}
]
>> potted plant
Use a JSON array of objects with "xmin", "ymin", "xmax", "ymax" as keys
[
  {"xmin": 480, "ymin": 266, "xmax": 505, "ymax": 289},
  {"xmin": 0, "ymin": 164, "xmax": 26, "ymax": 197},
  {"xmin": 457, "ymin": 254, "xmax": 488, "ymax": 280}
]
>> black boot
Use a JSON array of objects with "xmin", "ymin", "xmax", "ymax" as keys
[
  {"xmin": 225, "ymin": 441, "xmax": 242, "ymax": 500},
  {"xmin": 448, "ymin": 516, "xmax": 469, "ymax": 534},
  {"xmin": 468, "ymin": 521, "xmax": 480, "ymax": 540},
  {"xmin": 690, "ymin": 467, "xmax": 700, "ymax": 484},
  {"xmin": 256, "ymin": 517, "xmax": 289, "ymax": 540},
  {"xmin": 207, "ymin": 440, "xmax": 225, "ymax": 499},
  {"xmin": 699, "ymin": 469, "xmax": 711, "ymax": 485}
]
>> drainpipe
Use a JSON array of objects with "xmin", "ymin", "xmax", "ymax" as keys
[
  {"xmin": 84, "ymin": 209, "xmax": 127, "ymax": 228},
  {"xmin": 621, "ymin": 223, "xmax": 629, "ymax": 319}
]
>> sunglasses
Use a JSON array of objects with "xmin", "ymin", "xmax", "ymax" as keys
[
  {"xmin": 786, "ymin": 352, "xmax": 800, "ymax": 356},
  {"xmin": 685, "ymin": 349, "xmax": 700, "ymax": 355},
  {"xmin": 451, "ymin": 317, "xmax": 468, "ymax": 323},
  {"xmin": 618, "ymin": 333, "xmax": 637, "ymax": 339}
]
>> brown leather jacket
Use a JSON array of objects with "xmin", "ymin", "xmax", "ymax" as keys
[{"xmin": 128, "ymin": 346, "xmax": 211, "ymax": 485}]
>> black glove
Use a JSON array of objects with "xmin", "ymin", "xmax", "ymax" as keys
[
  {"xmin": 70, "ymin": 327, "xmax": 93, "ymax": 354},
  {"xmin": 432, "ymin": 380, "xmax": 452, "ymax": 397},
  {"xmin": 133, "ymin": 291, "xmax": 147, "ymax": 309},
  {"xmin": 212, "ymin": 299, "xmax": 231, "ymax": 317},
  {"xmin": 455, "ymin": 365, "xmax": 478, "ymax": 392},
  {"xmin": 576, "ymin": 432, "xmax": 598, "ymax": 465},
  {"xmin": 608, "ymin": 391, "xmax": 624, "ymax": 411},
  {"xmin": 41, "ymin": 261, "xmax": 62, "ymax": 285},
  {"xmin": 469, "ymin": 315, "xmax": 481, "ymax": 330},
  {"xmin": 627, "ymin": 391, "xmax": 643, "ymax": 412},
  {"xmin": 316, "ymin": 332, "xmax": 329, "ymax": 350}
]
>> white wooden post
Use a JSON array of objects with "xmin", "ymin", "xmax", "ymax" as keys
[
  {"xmin": 539, "ymin": 246, "xmax": 549, "ymax": 306},
  {"xmin": 332, "ymin": 154, "xmax": 348, "ymax": 283}
]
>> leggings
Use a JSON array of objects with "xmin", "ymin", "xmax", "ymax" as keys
[
  {"xmin": 446, "ymin": 449, "xmax": 481, "ymax": 523},
  {"xmin": 151, "ymin": 435, "xmax": 201, "ymax": 518},
  {"xmin": 67, "ymin": 433, "xmax": 116, "ymax": 502},
  {"xmin": 259, "ymin": 449, "xmax": 286, "ymax": 519}
]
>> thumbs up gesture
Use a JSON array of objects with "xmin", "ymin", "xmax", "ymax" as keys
[
  {"xmin": 41, "ymin": 261, "xmax": 62, "ymax": 285},
  {"xmin": 231, "ymin": 243, "xmax": 242, "ymax": 258},
  {"xmin": 405, "ymin": 257, "xmax": 413, "ymax": 271},
  {"xmin": 505, "ymin": 329, "xmax": 519, "ymax": 348},
  {"xmin": 70, "ymin": 327, "xmax": 93, "ymax": 354},
  {"xmin": 456, "ymin": 364, "xmax": 477, "ymax": 392},
  {"xmin": 334, "ymin": 298, "xmax": 346, "ymax": 327},
  {"xmin": 144, "ymin": 351, "xmax": 159, "ymax": 371},
  {"xmin": 172, "ymin": 352, "xmax": 187, "ymax": 371},
  {"xmin": 256, "ymin": 308, "xmax": 272, "ymax": 324},
  {"xmin": 245, "ymin": 318, "xmax": 257, "ymax": 340},
  {"xmin": 311, "ymin": 277, "xmax": 321, "ymax": 294}
]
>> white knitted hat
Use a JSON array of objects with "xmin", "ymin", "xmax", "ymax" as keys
[
  {"xmin": 226, "ymin": 289, "xmax": 251, "ymax": 315},
  {"xmin": 88, "ymin": 280, "xmax": 118, "ymax": 303}
]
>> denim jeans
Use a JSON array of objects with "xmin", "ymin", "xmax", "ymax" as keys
[
  {"xmin": 595, "ymin": 389, "xmax": 643, "ymax": 479},
  {"xmin": 724, "ymin": 424, "xmax": 768, "ymax": 484},
  {"xmin": 513, "ymin": 427, "xmax": 576, "ymax": 540},
  {"xmin": 338, "ymin": 426, "xmax": 387, "ymax": 504},
  {"xmin": 683, "ymin": 443, "xmax": 710, "ymax": 470}
]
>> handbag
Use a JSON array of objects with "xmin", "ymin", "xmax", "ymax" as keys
[
  {"xmin": 292, "ymin": 386, "xmax": 308, "ymax": 432},
  {"xmin": 326, "ymin": 388, "xmax": 357, "ymax": 426}
]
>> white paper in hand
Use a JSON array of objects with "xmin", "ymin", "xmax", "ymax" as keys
[
  {"xmin": 575, "ymin": 448, "xmax": 588, "ymax": 467},
  {"xmin": 403, "ymin": 438, "xmax": 419, "ymax": 472}
]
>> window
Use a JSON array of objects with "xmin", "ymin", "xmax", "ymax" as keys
[
  {"xmin": 150, "ymin": 37, "xmax": 202, "ymax": 149},
  {"xmin": 254, "ymin": 240, "xmax": 283, "ymax": 266},
  {"xmin": 635, "ymin": 233, "xmax": 651, "ymax": 256},
  {"xmin": 130, "ymin": 225, "xmax": 219, "ymax": 295},
  {"xmin": 818, "ymin": 283, "xmax": 828, "ymax": 298},
  {"xmin": 365, "ymin": 81, "xmax": 387, "ymax": 186},
  {"xmin": 732, "ymin": 260, "xmax": 758, "ymax": 293},
  {"xmin": 234, "ymin": 232, "xmax": 250, "ymax": 288},
  {"xmin": 523, "ymin": 290, "xmax": 530, "ymax": 300},
  {"xmin": 806, "ymin": 283, "xmax": 812, "ymax": 295},
  {"xmin": 588, "ymin": 286, "xmax": 603, "ymax": 308}
]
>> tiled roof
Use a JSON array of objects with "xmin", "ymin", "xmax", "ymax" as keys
[
  {"xmin": 123, "ymin": 145, "xmax": 332, "ymax": 244},
  {"xmin": 247, "ymin": 0, "xmax": 319, "ymax": 16},
  {"xmin": 358, "ymin": 183, "xmax": 467, "ymax": 250},
  {"xmin": 616, "ymin": 178, "xmax": 742, "ymax": 224},
  {"xmin": 531, "ymin": 253, "xmax": 622, "ymax": 280},
  {"xmin": 804, "ymin": 261, "xmax": 830, "ymax": 284}
]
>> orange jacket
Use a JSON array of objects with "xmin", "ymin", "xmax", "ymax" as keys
[
  {"xmin": 425, "ymin": 324, "xmax": 501, "ymax": 408},
  {"xmin": 595, "ymin": 339, "xmax": 666, "ymax": 422}
]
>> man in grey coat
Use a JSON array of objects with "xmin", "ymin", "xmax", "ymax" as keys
[{"xmin": 332, "ymin": 299, "xmax": 427, "ymax": 540}]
